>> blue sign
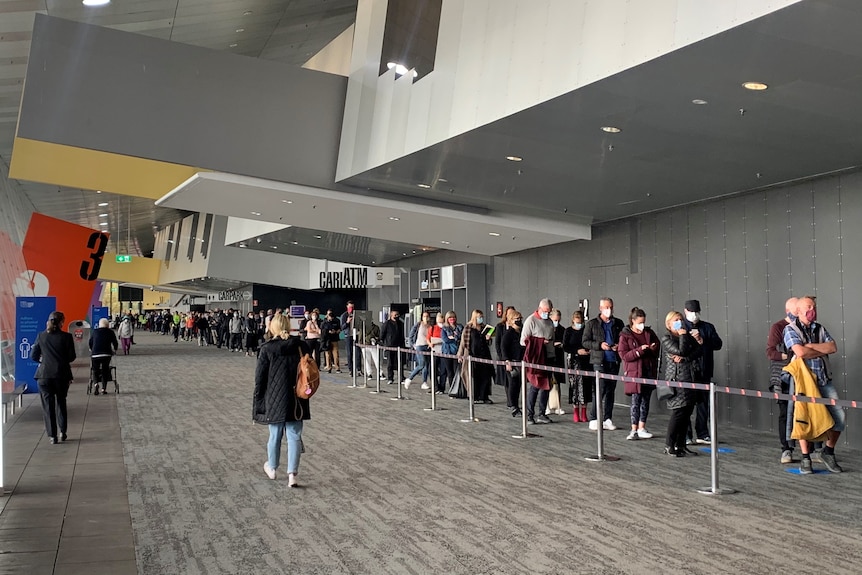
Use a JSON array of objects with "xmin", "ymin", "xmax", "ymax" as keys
[
  {"xmin": 289, "ymin": 305, "xmax": 306, "ymax": 317},
  {"xmin": 91, "ymin": 306, "xmax": 109, "ymax": 325},
  {"xmin": 15, "ymin": 297, "xmax": 56, "ymax": 394}
]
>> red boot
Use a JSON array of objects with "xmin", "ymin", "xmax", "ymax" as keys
[
  {"xmin": 579, "ymin": 406, "xmax": 588, "ymax": 422},
  {"xmin": 572, "ymin": 407, "xmax": 581, "ymax": 422}
]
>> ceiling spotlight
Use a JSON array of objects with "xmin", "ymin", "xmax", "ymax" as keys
[
  {"xmin": 417, "ymin": 184, "xmax": 431, "ymax": 189},
  {"xmin": 271, "ymin": 245, "xmax": 278, "ymax": 249},
  {"xmin": 402, "ymin": 252, "xmax": 407, "ymax": 256},
  {"xmin": 236, "ymin": 28, "xmax": 245, "ymax": 33},
  {"xmin": 96, "ymin": 190, "xmax": 102, "ymax": 194},
  {"xmin": 389, "ymin": 216, "xmax": 400, "ymax": 221},
  {"xmin": 281, "ymin": 199, "xmax": 292, "ymax": 204},
  {"xmin": 256, "ymin": 238, "xmax": 262, "ymax": 243},
  {"xmin": 386, "ymin": 62, "xmax": 419, "ymax": 78},
  {"xmin": 292, "ymin": 241, "xmax": 299, "ymax": 245},
  {"xmin": 692, "ymin": 99, "xmax": 708, "ymax": 105},
  {"xmin": 243, "ymin": 10, "xmax": 253, "ymax": 16},
  {"xmin": 440, "ymin": 240, "xmax": 450, "ymax": 245},
  {"xmin": 229, "ymin": 43, "xmax": 238, "ymax": 48},
  {"xmin": 99, "ymin": 213, "xmax": 108, "ymax": 217},
  {"xmin": 82, "ymin": 0, "xmax": 110, "ymax": 6},
  {"xmin": 250, "ymin": 211, "xmax": 261, "ymax": 216},
  {"xmin": 239, "ymin": 243, "xmax": 247, "ymax": 248},
  {"xmin": 601, "ymin": 126, "xmax": 621, "ymax": 133},
  {"xmin": 98, "ymin": 202, "xmax": 108, "ymax": 206},
  {"xmin": 505, "ymin": 156, "xmax": 522, "ymax": 162},
  {"xmin": 167, "ymin": 239, "xmax": 174, "ymax": 243},
  {"xmin": 742, "ymin": 81, "xmax": 768, "ymax": 91},
  {"xmin": 99, "ymin": 222, "xmax": 108, "ymax": 226},
  {"xmin": 438, "ymin": 178, "xmax": 448, "ymax": 183},
  {"xmin": 348, "ymin": 226, "xmax": 359, "ymax": 231},
  {"xmin": 488, "ymin": 232, "xmax": 500, "ymax": 237},
  {"xmin": 314, "ymin": 235, "xmax": 322, "ymax": 239}
]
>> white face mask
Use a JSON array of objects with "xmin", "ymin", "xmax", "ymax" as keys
[
  {"xmin": 601, "ymin": 308, "xmax": 612, "ymax": 319},
  {"xmin": 634, "ymin": 322, "xmax": 645, "ymax": 331},
  {"xmin": 574, "ymin": 323, "xmax": 584, "ymax": 330},
  {"xmin": 437, "ymin": 322, "xmax": 444, "ymax": 327},
  {"xmin": 685, "ymin": 311, "xmax": 699, "ymax": 323},
  {"xmin": 552, "ymin": 320, "xmax": 559, "ymax": 327}
]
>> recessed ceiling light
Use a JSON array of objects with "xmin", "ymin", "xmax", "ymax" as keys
[
  {"xmin": 99, "ymin": 222, "xmax": 108, "ymax": 226},
  {"xmin": 389, "ymin": 216, "xmax": 400, "ymax": 221},
  {"xmin": 386, "ymin": 62, "xmax": 418, "ymax": 78},
  {"xmin": 271, "ymin": 245, "xmax": 278, "ymax": 249},
  {"xmin": 281, "ymin": 199, "xmax": 292, "ymax": 204},
  {"xmin": 99, "ymin": 213, "xmax": 108, "ymax": 217},
  {"xmin": 243, "ymin": 10, "xmax": 253, "ymax": 16},
  {"xmin": 506, "ymin": 156, "xmax": 522, "ymax": 162},
  {"xmin": 292, "ymin": 241, "xmax": 299, "ymax": 245},
  {"xmin": 371, "ymin": 261, "xmax": 376, "ymax": 264},
  {"xmin": 402, "ymin": 252, "xmax": 407, "ymax": 256},
  {"xmin": 742, "ymin": 81, "xmax": 768, "ymax": 91},
  {"xmin": 417, "ymin": 184, "xmax": 431, "ymax": 189},
  {"xmin": 229, "ymin": 43, "xmax": 238, "ymax": 48},
  {"xmin": 488, "ymin": 232, "xmax": 500, "ymax": 237},
  {"xmin": 250, "ymin": 211, "xmax": 261, "ymax": 216},
  {"xmin": 601, "ymin": 126, "xmax": 621, "ymax": 133},
  {"xmin": 239, "ymin": 243, "xmax": 247, "ymax": 248},
  {"xmin": 236, "ymin": 28, "xmax": 245, "ymax": 33},
  {"xmin": 440, "ymin": 240, "xmax": 450, "ymax": 245},
  {"xmin": 98, "ymin": 202, "xmax": 108, "ymax": 206},
  {"xmin": 314, "ymin": 235, "xmax": 322, "ymax": 239},
  {"xmin": 96, "ymin": 190, "xmax": 102, "ymax": 194},
  {"xmin": 692, "ymin": 99, "xmax": 708, "ymax": 105},
  {"xmin": 348, "ymin": 226, "xmax": 359, "ymax": 231},
  {"xmin": 438, "ymin": 178, "xmax": 448, "ymax": 183},
  {"xmin": 167, "ymin": 239, "xmax": 174, "ymax": 243},
  {"xmin": 82, "ymin": 0, "xmax": 110, "ymax": 6}
]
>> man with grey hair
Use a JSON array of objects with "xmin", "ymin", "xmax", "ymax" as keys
[
  {"xmin": 520, "ymin": 298, "xmax": 555, "ymax": 424},
  {"xmin": 88, "ymin": 317, "xmax": 118, "ymax": 395},
  {"xmin": 582, "ymin": 297, "xmax": 624, "ymax": 430}
]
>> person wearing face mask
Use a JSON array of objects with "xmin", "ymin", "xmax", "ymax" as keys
[
  {"xmin": 766, "ymin": 297, "xmax": 798, "ymax": 464},
  {"xmin": 563, "ymin": 310, "xmax": 593, "ymax": 422},
  {"xmin": 618, "ymin": 307, "xmax": 660, "ymax": 440},
  {"xmin": 660, "ymin": 310, "xmax": 702, "ymax": 457},
  {"xmin": 404, "ymin": 312, "xmax": 432, "ymax": 389},
  {"xmin": 546, "ymin": 309, "xmax": 566, "ymax": 416},
  {"xmin": 520, "ymin": 298, "xmax": 555, "ymax": 424},
  {"xmin": 304, "ymin": 309, "xmax": 322, "ymax": 365},
  {"xmin": 494, "ymin": 306, "xmax": 516, "ymax": 396},
  {"xmin": 457, "ymin": 310, "xmax": 494, "ymax": 403},
  {"xmin": 428, "ymin": 313, "xmax": 446, "ymax": 393},
  {"xmin": 340, "ymin": 301, "xmax": 361, "ymax": 377},
  {"xmin": 380, "ymin": 309, "xmax": 405, "ymax": 383},
  {"xmin": 441, "ymin": 312, "xmax": 463, "ymax": 392},
  {"xmin": 229, "ymin": 311, "xmax": 244, "ymax": 352},
  {"xmin": 501, "ymin": 309, "xmax": 525, "ymax": 416},
  {"xmin": 783, "ymin": 296, "xmax": 843, "ymax": 474},
  {"xmin": 582, "ymin": 297, "xmax": 625, "ymax": 431},
  {"xmin": 682, "ymin": 299, "xmax": 723, "ymax": 445}
]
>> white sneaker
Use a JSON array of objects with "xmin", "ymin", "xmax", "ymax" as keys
[
  {"xmin": 603, "ymin": 419, "xmax": 617, "ymax": 431},
  {"xmin": 637, "ymin": 429, "xmax": 654, "ymax": 439},
  {"xmin": 588, "ymin": 420, "xmax": 598, "ymax": 431},
  {"xmin": 555, "ymin": 409, "xmax": 565, "ymax": 415},
  {"xmin": 626, "ymin": 430, "xmax": 638, "ymax": 440},
  {"xmin": 545, "ymin": 408, "xmax": 552, "ymax": 415},
  {"xmin": 288, "ymin": 473, "xmax": 298, "ymax": 488},
  {"xmin": 366, "ymin": 375, "xmax": 374, "ymax": 380},
  {"xmin": 263, "ymin": 462, "xmax": 277, "ymax": 480},
  {"xmin": 402, "ymin": 378, "xmax": 412, "ymax": 389},
  {"xmin": 420, "ymin": 382, "xmax": 430, "ymax": 390}
]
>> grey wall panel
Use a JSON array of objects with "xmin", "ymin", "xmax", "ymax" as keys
[
  {"xmin": 744, "ymin": 193, "xmax": 771, "ymax": 428},
  {"xmin": 765, "ymin": 189, "xmax": 792, "ymax": 317},
  {"xmin": 838, "ymin": 172, "xmax": 862, "ymax": 447},
  {"xmin": 686, "ymin": 205, "xmax": 709, "ymax": 309},
  {"xmin": 638, "ymin": 216, "xmax": 660, "ymax": 320},
  {"xmin": 723, "ymin": 197, "xmax": 748, "ymax": 425},
  {"xmin": 20, "ymin": 15, "xmax": 346, "ymax": 188},
  {"xmin": 786, "ymin": 183, "xmax": 817, "ymax": 294},
  {"xmin": 670, "ymin": 207, "xmax": 690, "ymax": 306},
  {"xmin": 654, "ymin": 211, "xmax": 674, "ymax": 316}
]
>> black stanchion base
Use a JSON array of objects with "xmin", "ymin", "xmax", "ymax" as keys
[
  {"xmin": 696, "ymin": 486, "xmax": 737, "ymax": 495},
  {"xmin": 423, "ymin": 407, "xmax": 447, "ymax": 411},
  {"xmin": 369, "ymin": 390, "xmax": 388, "ymax": 394},
  {"xmin": 585, "ymin": 454, "xmax": 621, "ymax": 462}
]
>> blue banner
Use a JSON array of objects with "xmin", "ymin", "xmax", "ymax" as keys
[
  {"xmin": 15, "ymin": 297, "xmax": 57, "ymax": 394},
  {"xmin": 91, "ymin": 306, "xmax": 109, "ymax": 325}
]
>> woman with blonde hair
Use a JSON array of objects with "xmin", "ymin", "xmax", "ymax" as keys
[
  {"xmin": 457, "ymin": 309, "xmax": 494, "ymax": 403},
  {"xmin": 500, "ymin": 308, "xmax": 525, "ymax": 416},
  {"xmin": 253, "ymin": 313, "xmax": 312, "ymax": 486},
  {"xmin": 660, "ymin": 310, "xmax": 702, "ymax": 457}
]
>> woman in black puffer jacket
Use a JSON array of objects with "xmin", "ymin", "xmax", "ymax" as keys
[
  {"xmin": 660, "ymin": 310, "xmax": 702, "ymax": 457},
  {"xmin": 253, "ymin": 313, "xmax": 311, "ymax": 486}
]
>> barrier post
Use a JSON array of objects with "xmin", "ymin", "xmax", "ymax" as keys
[
  {"xmin": 585, "ymin": 370, "xmax": 620, "ymax": 462},
  {"xmin": 392, "ymin": 346, "xmax": 406, "ymax": 400},
  {"xmin": 349, "ymin": 328, "xmax": 358, "ymax": 388},
  {"xmin": 698, "ymin": 382, "xmax": 736, "ymax": 495},
  {"xmin": 460, "ymin": 356, "xmax": 481, "ymax": 423},
  {"xmin": 512, "ymin": 360, "xmax": 540, "ymax": 439},
  {"xmin": 424, "ymin": 348, "xmax": 444, "ymax": 412},
  {"xmin": 370, "ymin": 344, "xmax": 386, "ymax": 394}
]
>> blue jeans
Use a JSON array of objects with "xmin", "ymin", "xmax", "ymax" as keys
[
  {"xmin": 267, "ymin": 421, "xmax": 303, "ymax": 474},
  {"xmin": 408, "ymin": 345, "xmax": 430, "ymax": 381}
]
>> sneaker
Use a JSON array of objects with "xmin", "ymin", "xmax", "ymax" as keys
[
  {"xmin": 434, "ymin": 390, "xmax": 443, "ymax": 395},
  {"xmin": 603, "ymin": 419, "xmax": 617, "ymax": 431},
  {"xmin": 527, "ymin": 418, "xmax": 537, "ymax": 425},
  {"xmin": 545, "ymin": 408, "xmax": 552, "ymax": 416},
  {"xmin": 820, "ymin": 452, "xmax": 843, "ymax": 473},
  {"xmin": 588, "ymin": 420, "xmax": 598, "ymax": 431},
  {"xmin": 637, "ymin": 429, "xmax": 654, "ymax": 439},
  {"xmin": 288, "ymin": 473, "xmax": 298, "ymax": 488},
  {"xmin": 263, "ymin": 463, "xmax": 277, "ymax": 480},
  {"xmin": 366, "ymin": 375, "xmax": 374, "ymax": 380},
  {"xmin": 626, "ymin": 430, "xmax": 638, "ymax": 440},
  {"xmin": 402, "ymin": 378, "xmax": 412, "ymax": 389},
  {"xmin": 336, "ymin": 369, "xmax": 342, "ymax": 373},
  {"xmin": 685, "ymin": 438, "xmax": 695, "ymax": 446},
  {"xmin": 536, "ymin": 415, "xmax": 552, "ymax": 424},
  {"xmin": 780, "ymin": 450, "xmax": 793, "ymax": 464},
  {"xmin": 555, "ymin": 409, "xmax": 565, "ymax": 415},
  {"xmin": 695, "ymin": 437, "xmax": 711, "ymax": 445},
  {"xmin": 420, "ymin": 382, "xmax": 430, "ymax": 390},
  {"xmin": 799, "ymin": 458, "xmax": 813, "ymax": 474},
  {"xmin": 810, "ymin": 451, "xmax": 823, "ymax": 463}
]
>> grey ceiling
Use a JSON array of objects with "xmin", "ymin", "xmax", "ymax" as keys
[{"xmin": 341, "ymin": 0, "xmax": 862, "ymax": 225}]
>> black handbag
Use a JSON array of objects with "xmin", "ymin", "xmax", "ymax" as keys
[{"xmin": 657, "ymin": 363, "xmax": 678, "ymax": 400}]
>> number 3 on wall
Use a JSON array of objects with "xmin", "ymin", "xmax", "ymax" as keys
[{"xmin": 79, "ymin": 232, "xmax": 109, "ymax": 281}]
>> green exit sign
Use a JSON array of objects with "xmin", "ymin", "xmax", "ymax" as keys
[{"xmin": 116, "ymin": 255, "xmax": 132, "ymax": 263}]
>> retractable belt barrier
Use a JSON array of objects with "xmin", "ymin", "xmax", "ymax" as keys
[{"xmin": 354, "ymin": 343, "xmax": 861, "ymax": 495}]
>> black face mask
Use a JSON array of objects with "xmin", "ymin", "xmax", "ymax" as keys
[{"xmin": 514, "ymin": 320, "xmax": 523, "ymax": 327}]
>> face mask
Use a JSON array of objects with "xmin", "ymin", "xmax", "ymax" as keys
[
  {"xmin": 672, "ymin": 320, "xmax": 682, "ymax": 331},
  {"xmin": 304, "ymin": 314, "xmax": 310, "ymax": 319},
  {"xmin": 787, "ymin": 312, "xmax": 797, "ymax": 322},
  {"xmin": 574, "ymin": 323, "xmax": 583, "ymax": 330},
  {"xmin": 805, "ymin": 309, "xmax": 816, "ymax": 323},
  {"xmin": 602, "ymin": 308, "xmax": 612, "ymax": 319},
  {"xmin": 539, "ymin": 311, "xmax": 549, "ymax": 320},
  {"xmin": 437, "ymin": 322, "xmax": 444, "ymax": 327},
  {"xmin": 552, "ymin": 320, "xmax": 559, "ymax": 327},
  {"xmin": 634, "ymin": 322, "xmax": 645, "ymax": 331},
  {"xmin": 685, "ymin": 311, "xmax": 699, "ymax": 323},
  {"xmin": 514, "ymin": 319, "xmax": 523, "ymax": 327},
  {"xmin": 476, "ymin": 317, "xmax": 484, "ymax": 325}
]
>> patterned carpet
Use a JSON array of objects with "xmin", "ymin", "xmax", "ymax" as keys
[{"xmin": 116, "ymin": 333, "xmax": 862, "ymax": 575}]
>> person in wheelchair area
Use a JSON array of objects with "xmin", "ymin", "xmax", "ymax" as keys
[{"xmin": 89, "ymin": 318, "xmax": 118, "ymax": 395}]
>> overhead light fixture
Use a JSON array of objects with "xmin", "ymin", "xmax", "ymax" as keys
[
  {"xmin": 99, "ymin": 222, "xmax": 108, "ymax": 226},
  {"xmin": 488, "ymin": 232, "xmax": 500, "ymax": 237},
  {"xmin": 692, "ymin": 99, "xmax": 708, "ymax": 105},
  {"xmin": 250, "ymin": 211, "xmax": 261, "ymax": 216},
  {"xmin": 236, "ymin": 28, "xmax": 245, "ymax": 33},
  {"xmin": 417, "ymin": 184, "xmax": 431, "ymax": 189},
  {"xmin": 82, "ymin": 0, "xmax": 110, "ymax": 6},
  {"xmin": 601, "ymin": 126, "xmax": 621, "ymax": 133},
  {"xmin": 440, "ymin": 240, "xmax": 450, "ymax": 245},
  {"xmin": 281, "ymin": 199, "xmax": 292, "ymax": 204},
  {"xmin": 167, "ymin": 239, "xmax": 174, "ymax": 243},
  {"xmin": 348, "ymin": 226, "xmax": 359, "ymax": 231},
  {"xmin": 505, "ymin": 156, "xmax": 522, "ymax": 162},
  {"xmin": 386, "ymin": 62, "xmax": 419, "ymax": 78},
  {"xmin": 742, "ymin": 81, "xmax": 768, "ymax": 91},
  {"xmin": 243, "ymin": 10, "xmax": 253, "ymax": 16},
  {"xmin": 229, "ymin": 43, "xmax": 238, "ymax": 48},
  {"xmin": 98, "ymin": 202, "xmax": 109, "ymax": 206},
  {"xmin": 99, "ymin": 213, "xmax": 108, "ymax": 217},
  {"xmin": 438, "ymin": 178, "xmax": 448, "ymax": 183},
  {"xmin": 239, "ymin": 243, "xmax": 247, "ymax": 248},
  {"xmin": 96, "ymin": 190, "xmax": 102, "ymax": 194},
  {"xmin": 292, "ymin": 241, "xmax": 299, "ymax": 245},
  {"xmin": 389, "ymin": 216, "xmax": 400, "ymax": 221},
  {"xmin": 402, "ymin": 252, "xmax": 407, "ymax": 256},
  {"xmin": 271, "ymin": 245, "xmax": 278, "ymax": 249},
  {"xmin": 313, "ymin": 235, "xmax": 322, "ymax": 239}
]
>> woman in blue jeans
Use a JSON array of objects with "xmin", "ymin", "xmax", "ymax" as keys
[{"xmin": 253, "ymin": 313, "xmax": 311, "ymax": 487}]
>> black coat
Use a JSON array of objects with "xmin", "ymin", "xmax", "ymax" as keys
[
  {"xmin": 89, "ymin": 327, "xmax": 118, "ymax": 357},
  {"xmin": 380, "ymin": 318, "xmax": 404, "ymax": 347},
  {"xmin": 660, "ymin": 330, "xmax": 702, "ymax": 409},
  {"xmin": 253, "ymin": 337, "xmax": 312, "ymax": 424},
  {"xmin": 582, "ymin": 316, "xmax": 625, "ymax": 365},
  {"xmin": 32, "ymin": 330, "xmax": 76, "ymax": 381}
]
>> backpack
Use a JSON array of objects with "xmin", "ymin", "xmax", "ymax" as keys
[{"xmin": 296, "ymin": 353, "xmax": 320, "ymax": 399}]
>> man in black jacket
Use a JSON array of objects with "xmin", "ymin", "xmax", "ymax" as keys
[
  {"xmin": 380, "ymin": 310, "xmax": 405, "ymax": 383},
  {"xmin": 581, "ymin": 297, "xmax": 624, "ymax": 431},
  {"xmin": 683, "ymin": 299, "xmax": 723, "ymax": 444},
  {"xmin": 89, "ymin": 318, "xmax": 118, "ymax": 395}
]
